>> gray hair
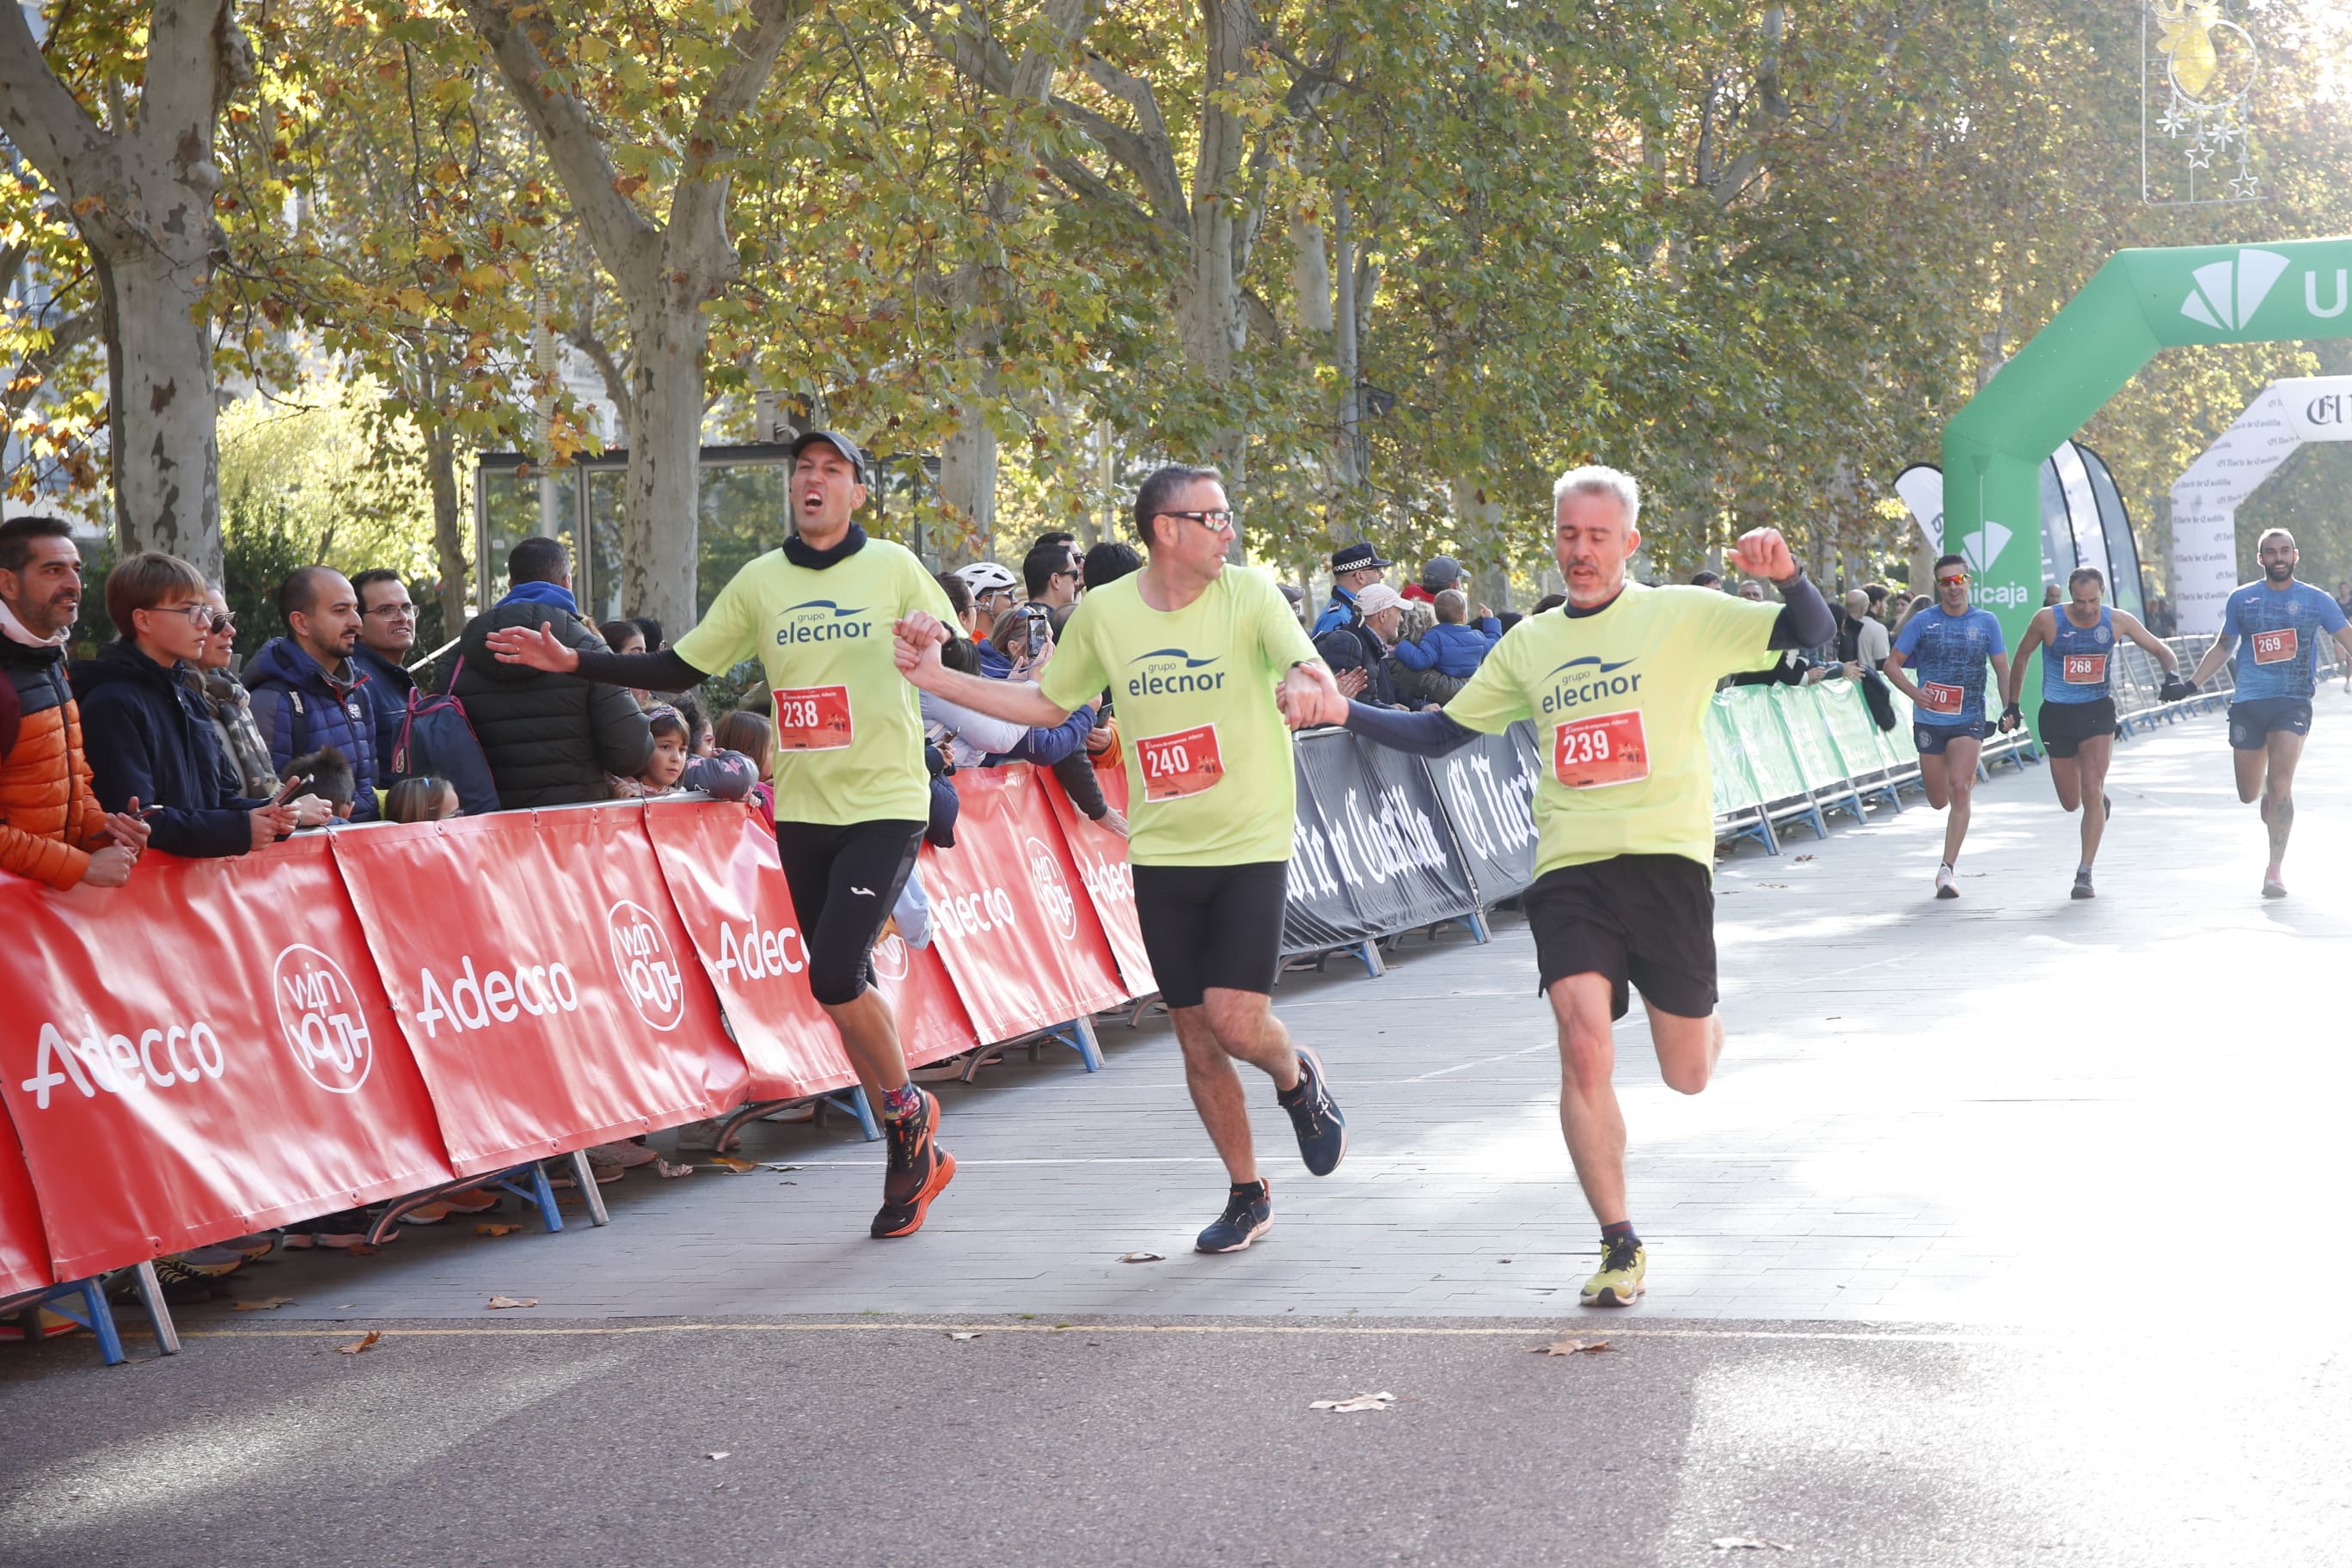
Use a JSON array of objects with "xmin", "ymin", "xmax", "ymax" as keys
[{"xmin": 1552, "ymin": 464, "xmax": 1640, "ymax": 530}]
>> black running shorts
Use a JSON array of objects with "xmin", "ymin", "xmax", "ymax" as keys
[
  {"xmin": 1523, "ymin": 854, "xmax": 1717, "ymax": 1022},
  {"xmin": 1913, "ymin": 719, "xmax": 1986, "ymax": 755},
  {"xmin": 773, "ymin": 818, "xmax": 925, "ymax": 1006},
  {"xmin": 1130, "ymin": 861, "xmax": 1289, "ymax": 1010},
  {"xmin": 2227, "ymin": 697, "xmax": 2313, "ymax": 751},
  {"xmin": 2037, "ymin": 696, "xmax": 2118, "ymax": 759}
]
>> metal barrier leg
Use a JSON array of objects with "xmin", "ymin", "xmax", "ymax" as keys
[
  {"xmin": 76, "ymin": 1278, "xmax": 126, "ymax": 1367},
  {"xmin": 1465, "ymin": 909, "xmax": 1491, "ymax": 944},
  {"xmin": 1066, "ymin": 1016, "xmax": 1105, "ymax": 1072},
  {"xmin": 1352, "ymin": 940, "xmax": 1387, "ymax": 978},
  {"xmin": 567, "ymin": 1149, "xmax": 611, "ymax": 1226},
  {"xmin": 821, "ymin": 1086, "xmax": 881, "ymax": 1141},
  {"xmin": 129, "ymin": 1262, "xmax": 180, "ymax": 1357},
  {"xmin": 526, "ymin": 1161, "xmax": 564, "ymax": 1232}
]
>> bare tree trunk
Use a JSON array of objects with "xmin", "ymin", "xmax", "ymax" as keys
[
  {"xmin": 425, "ymin": 420, "xmax": 469, "ymax": 634},
  {"xmin": 935, "ymin": 340, "xmax": 1000, "ymax": 563},
  {"xmin": 0, "ymin": 0, "xmax": 251, "ymax": 576},
  {"xmin": 1451, "ymin": 477, "xmax": 1509, "ymax": 612},
  {"xmin": 620, "ymin": 283, "xmax": 712, "ymax": 628}
]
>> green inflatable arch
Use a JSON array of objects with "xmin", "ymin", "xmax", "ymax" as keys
[{"xmin": 1942, "ymin": 236, "xmax": 2352, "ymax": 714}]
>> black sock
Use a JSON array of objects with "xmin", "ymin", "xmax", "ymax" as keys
[
  {"xmin": 1231, "ymin": 1179, "xmax": 1267, "ymax": 1202},
  {"xmin": 1601, "ymin": 1220, "xmax": 1638, "ymax": 1246}
]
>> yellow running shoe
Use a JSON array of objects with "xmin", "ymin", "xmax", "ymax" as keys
[{"xmin": 1580, "ymin": 1237, "xmax": 1646, "ymax": 1307}]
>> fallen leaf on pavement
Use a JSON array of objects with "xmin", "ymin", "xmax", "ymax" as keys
[
  {"xmin": 1116, "ymin": 1252, "xmax": 1164, "ymax": 1264},
  {"xmin": 707, "ymin": 1155, "xmax": 757, "ymax": 1173},
  {"xmin": 706, "ymin": 1451, "xmax": 731, "ymax": 1461},
  {"xmin": 474, "ymin": 1223, "xmax": 522, "ymax": 1237},
  {"xmin": 338, "ymin": 1331, "xmax": 381, "ymax": 1355},
  {"xmin": 487, "ymin": 1295, "xmax": 537, "ymax": 1309},
  {"xmin": 1308, "ymin": 1392, "xmax": 1394, "ymax": 1412},
  {"xmin": 1792, "ymin": 854, "xmax": 1814, "ymax": 863},
  {"xmin": 654, "ymin": 1158, "xmax": 695, "ymax": 1179},
  {"xmin": 763, "ymin": 1163, "xmax": 799, "ymax": 1173},
  {"xmin": 946, "ymin": 1331, "xmax": 982, "ymax": 1341},
  {"xmin": 1531, "ymin": 1339, "xmax": 1612, "ymax": 1357},
  {"xmin": 1757, "ymin": 882, "xmax": 1789, "ymax": 889},
  {"xmin": 232, "ymin": 1295, "xmax": 294, "ymax": 1311},
  {"xmin": 1711, "ymin": 1538, "xmax": 1793, "ymax": 1553}
]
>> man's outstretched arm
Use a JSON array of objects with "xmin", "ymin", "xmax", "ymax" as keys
[{"xmin": 1340, "ymin": 701, "xmax": 1481, "ymax": 757}]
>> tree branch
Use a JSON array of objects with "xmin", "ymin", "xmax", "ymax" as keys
[
  {"xmin": 668, "ymin": 0, "xmax": 812, "ymax": 254},
  {"xmin": 459, "ymin": 0, "xmax": 663, "ymax": 291},
  {"xmin": 0, "ymin": 4, "xmax": 114, "ymax": 200}
]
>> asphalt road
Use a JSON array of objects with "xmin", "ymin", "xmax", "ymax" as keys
[{"xmin": 3, "ymin": 1314, "xmax": 2346, "ymax": 1568}]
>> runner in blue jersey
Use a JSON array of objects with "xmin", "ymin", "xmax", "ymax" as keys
[
  {"xmin": 2184, "ymin": 529, "xmax": 2352, "ymax": 897},
  {"xmin": 1883, "ymin": 553, "xmax": 2014, "ymax": 898},
  {"xmin": 2001, "ymin": 566, "xmax": 2190, "ymax": 899}
]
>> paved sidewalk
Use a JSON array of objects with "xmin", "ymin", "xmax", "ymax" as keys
[{"xmin": 185, "ymin": 694, "xmax": 2352, "ymax": 1328}]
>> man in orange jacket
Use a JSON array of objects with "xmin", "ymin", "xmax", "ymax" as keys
[{"xmin": 0, "ymin": 516, "xmax": 147, "ymax": 888}]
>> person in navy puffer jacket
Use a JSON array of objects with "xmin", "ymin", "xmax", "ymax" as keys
[
  {"xmin": 242, "ymin": 567, "xmax": 382, "ymax": 821},
  {"xmin": 1388, "ymin": 588, "xmax": 1501, "ymax": 679}
]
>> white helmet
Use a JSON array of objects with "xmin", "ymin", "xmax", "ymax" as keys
[{"xmin": 952, "ymin": 561, "xmax": 1019, "ymax": 595}]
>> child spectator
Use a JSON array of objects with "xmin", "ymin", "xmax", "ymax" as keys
[
  {"xmin": 712, "ymin": 709, "xmax": 776, "ymax": 828},
  {"xmin": 385, "ymin": 775, "xmax": 462, "ymax": 824},
  {"xmin": 285, "ymin": 745, "xmax": 358, "ymax": 820},
  {"xmin": 630, "ymin": 704, "xmax": 756, "ymax": 800},
  {"xmin": 1390, "ymin": 588, "xmax": 1500, "ymax": 678}
]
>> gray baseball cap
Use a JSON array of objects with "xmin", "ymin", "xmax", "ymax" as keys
[{"xmin": 1420, "ymin": 554, "xmax": 1463, "ymax": 591}]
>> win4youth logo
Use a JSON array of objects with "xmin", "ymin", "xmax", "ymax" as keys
[{"xmin": 2180, "ymin": 248, "xmax": 2288, "ymax": 330}]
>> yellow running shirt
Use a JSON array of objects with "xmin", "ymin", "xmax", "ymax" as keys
[
  {"xmin": 673, "ymin": 539, "xmax": 955, "ymax": 824},
  {"xmin": 1040, "ymin": 566, "xmax": 1321, "ymax": 867},
  {"xmin": 1442, "ymin": 584, "xmax": 1779, "ymax": 873}
]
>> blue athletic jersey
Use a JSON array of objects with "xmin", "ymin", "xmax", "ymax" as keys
[
  {"xmin": 2221, "ymin": 580, "xmax": 2348, "ymax": 702},
  {"xmin": 1893, "ymin": 604, "xmax": 2006, "ymax": 726},
  {"xmin": 2042, "ymin": 606, "xmax": 2115, "ymax": 705}
]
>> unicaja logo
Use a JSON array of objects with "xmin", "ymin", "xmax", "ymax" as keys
[
  {"xmin": 1959, "ymin": 520, "xmax": 2011, "ymax": 579},
  {"xmin": 2180, "ymin": 248, "xmax": 2288, "ymax": 329},
  {"xmin": 607, "ymin": 900, "xmax": 687, "ymax": 1032},
  {"xmin": 273, "ymin": 943, "xmax": 372, "ymax": 1094}
]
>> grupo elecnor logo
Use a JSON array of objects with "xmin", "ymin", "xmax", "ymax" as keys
[
  {"xmin": 273, "ymin": 943, "xmax": 373, "ymax": 1094},
  {"xmin": 870, "ymin": 931, "xmax": 911, "ymax": 984},
  {"xmin": 606, "ymin": 899, "xmax": 687, "ymax": 1032},
  {"xmin": 1024, "ymin": 835, "xmax": 1079, "ymax": 941}
]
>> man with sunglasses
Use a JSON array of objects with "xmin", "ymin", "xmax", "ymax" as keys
[
  {"xmin": 892, "ymin": 463, "xmax": 1351, "ymax": 1255},
  {"xmin": 1021, "ymin": 538, "xmax": 1086, "ymax": 614},
  {"xmin": 1883, "ymin": 554, "xmax": 2013, "ymax": 899},
  {"xmin": 2182, "ymin": 528, "xmax": 2352, "ymax": 898},
  {"xmin": 488, "ymin": 432, "xmax": 965, "ymax": 1240}
]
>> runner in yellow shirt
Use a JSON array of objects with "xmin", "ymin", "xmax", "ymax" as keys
[
  {"xmin": 1301, "ymin": 466, "xmax": 1834, "ymax": 1308},
  {"xmin": 891, "ymin": 463, "xmax": 1351, "ymax": 1255},
  {"xmin": 486, "ymin": 432, "xmax": 962, "ymax": 1240}
]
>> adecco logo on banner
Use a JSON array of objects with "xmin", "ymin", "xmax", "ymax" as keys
[
  {"xmin": 607, "ymin": 900, "xmax": 688, "ymax": 1032},
  {"xmin": 273, "ymin": 944, "xmax": 372, "ymax": 1094},
  {"xmin": 19, "ymin": 1014, "xmax": 226, "ymax": 1110},
  {"xmin": 414, "ymin": 956, "xmax": 581, "ymax": 1037},
  {"xmin": 1024, "ymin": 835, "xmax": 1078, "ymax": 941},
  {"xmin": 710, "ymin": 916, "xmax": 808, "ymax": 986},
  {"xmin": 933, "ymin": 881, "xmax": 1020, "ymax": 940}
]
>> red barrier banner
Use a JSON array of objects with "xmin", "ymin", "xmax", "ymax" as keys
[
  {"xmin": 641, "ymin": 799, "xmax": 857, "ymax": 1102},
  {"xmin": 866, "ymin": 922, "xmax": 980, "ymax": 1070},
  {"xmin": 0, "ymin": 836, "xmax": 455, "ymax": 1278},
  {"xmin": 922, "ymin": 767, "xmax": 1128, "ymax": 1043},
  {"xmin": 334, "ymin": 807, "xmax": 745, "ymax": 1176},
  {"xmin": 0, "ymin": 1115, "xmax": 52, "ymax": 1297},
  {"xmin": 1039, "ymin": 753, "xmax": 1156, "ymax": 997}
]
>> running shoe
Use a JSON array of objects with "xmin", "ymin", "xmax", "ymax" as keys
[
  {"xmin": 120, "ymin": 1257, "xmax": 219, "ymax": 1307},
  {"xmin": 870, "ymin": 1087, "xmax": 956, "ymax": 1239},
  {"xmin": 1277, "ymin": 1046, "xmax": 1348, "ymax": 1177},
  {"xmin": 1580, "ymin": 1236, "xmax": 1647, "ymax": 1307},
  {"xmin": 2072, "ymin": 868, "xmax": 2095, "ymax": 900},
  {"xmin": 0, "ymin": 1308, "xmax": 80, "ymax": 1343},
  {"xmin": 1196, "ymin": 1182, "xmax": 1273, "ymax": 1253},
  {"xmin": 170, "ymin": 1246, "xmax": 248, "ymax": 1279},
  {"xmin": 1933, "ymin": 863, "xmax": 1958, "ymax": 899},
  {"xmin": 2263, "ymin": 876, "xmax": 2288, "ymax": 899},
  {"xmin": 588, "ymin": 1140, "xmax": 660, "ymax": 1171}
]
